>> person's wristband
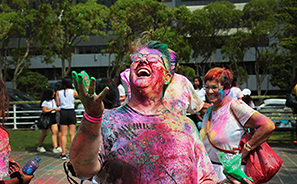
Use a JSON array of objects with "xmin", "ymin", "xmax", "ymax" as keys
[
  {"xmin": 83, "ymin": 112, "xmax": 102, "ymax": 124},
  {"xmin": 10, "ymin": 172, "xmax": 24, "ymax": 184},
  {"xmin": 244, "ymin": 142, "xmax": 253, "ymax": 152}
]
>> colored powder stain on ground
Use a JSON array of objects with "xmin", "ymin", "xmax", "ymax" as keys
[{"xmin": 8, "ymin": 143, "xmax": 297, "ymax": 183}]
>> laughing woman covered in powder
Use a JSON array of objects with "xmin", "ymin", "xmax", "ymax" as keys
[{"xmin": 199, "ymin": 67, "xmax": 275, "ymax": 181}]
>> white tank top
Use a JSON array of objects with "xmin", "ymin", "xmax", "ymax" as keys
[{"xmin": 58, "ymin": 89, "xmax": 75, "ymax": 109}]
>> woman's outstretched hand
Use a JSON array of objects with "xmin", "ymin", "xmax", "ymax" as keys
[{"xmin": 72, "ymin": 71, "xmax": 109, "ymax": 118}]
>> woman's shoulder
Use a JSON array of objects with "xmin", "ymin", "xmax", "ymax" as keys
[
  {"xmin": 231, "ymin": 98, "xmax": 249, "ymax": 107},
  {"xmin": 41, "ymin": 100, "xmax": 52, "ymax": 106}
]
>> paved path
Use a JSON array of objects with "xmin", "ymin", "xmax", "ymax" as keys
[{"xmin": 10, "ymin": 143, "xmax": 297, "ymax": 184}]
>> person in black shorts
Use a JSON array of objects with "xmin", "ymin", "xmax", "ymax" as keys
[{"xmin": 56, "ymin": 77, "xmax": 78, "ymax": 159}]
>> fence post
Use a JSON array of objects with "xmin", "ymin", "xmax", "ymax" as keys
[{"xmin": 12, "ymin": 104, "xmax": 18, "ymax": 130}]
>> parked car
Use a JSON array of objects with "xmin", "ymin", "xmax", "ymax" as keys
[
  {"xmin": 7, "ymin": 89, "xmax": 40, "ymax": 128},
  {"xmin": 256, "ymin": 98, "xmax": 289, "ymax": 111}
]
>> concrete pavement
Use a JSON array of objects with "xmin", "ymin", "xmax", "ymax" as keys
[{"xmin": 10, "ymin": 143, "xmax": 297, "ymax": 184}]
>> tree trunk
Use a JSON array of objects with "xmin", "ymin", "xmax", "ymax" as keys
[
  {"xmin": 107, "ymin": 53, "xmax": 112, "ymax": 78},
  {"xmin": 194, "ymin": 58, "xmax": 200, "ymax": 77},
  {"xmin": 62, "ymin": 57, "xmax": 66, "ymax": 78},
  {"xmin": 65, "ymin": 55, "xmax": 72, "ymax": 77},
  {"xmin": 12, "ymin": 75, "xmax": 17, "ymax": 89}
]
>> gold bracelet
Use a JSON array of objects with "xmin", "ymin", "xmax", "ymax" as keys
[{"xmin": 244, "ymin": 142, "xmax": 253, "ymax": 152}]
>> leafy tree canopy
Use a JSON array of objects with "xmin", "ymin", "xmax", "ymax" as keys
[
  {"xmin": 176, "ymin": 65, "xmax": 196, "ymax": 81},
  {"xmin": 17, "ymin": 71, "xmax": 49, "ymax": 100}
]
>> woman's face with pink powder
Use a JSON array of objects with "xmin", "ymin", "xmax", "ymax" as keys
[{"xmin": 129, "ymin": 47, "xmax": 170, "ymax": 95}]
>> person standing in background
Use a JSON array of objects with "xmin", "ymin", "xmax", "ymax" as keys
[
  {"xmin": 113, "ymin": 76, "xmax": 126, "ymax": 106},
  {"xmin": 0, "ymin": 79, "xmax": 33, "ymax": 183},
  {"xmin": 192, "ymin": 76, "xmax": 209, "ymax": 130},
  {"xmin": 70, "ymin": 41, "xmax": 251, "ymax": 184},
  {"xmin": 54, "ymin": 81, "xmax": 63, "ymax": 152},
  {"xmin": 193, "ymin": 76, "xmax": 206, "ymax": 101},
  {"xmin": 228, "ymin": 76, "xmax": 243, "ymax": 100},
  {"xmin": 56, "ymin": 77, "xmax": 78, "ymax": 159},
  {"xmin": 290, "ymin": 75, "xmax": 297, "ymax": 114},
  {"xmin": 120, "ymin": 48, "xmax": 209, "ymax": 117},
  {"xmin": 37, "ymin": 87, "xmax": 61, "ymax": 153},
  {"xmin": 200, "ymin": 67, "xmax": 275, "ymax": 181},
  {"xmin": 242, "ymin": 88, "xmax": 255, "ymax": 109}
]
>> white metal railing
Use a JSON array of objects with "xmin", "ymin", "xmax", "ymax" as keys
[
  {"xmin": 7, "ymin": 95, "xmax": 285, "ymax": 129},
  {"xmin": 7, "ymin": 100, "xmax": 84, "ymax": 129}
]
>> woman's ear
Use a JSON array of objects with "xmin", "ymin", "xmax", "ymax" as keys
[{"xmin": 164, "ymin": 73, "xmax": 172, "ymax": 85}]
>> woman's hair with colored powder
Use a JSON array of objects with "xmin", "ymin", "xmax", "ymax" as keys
[
  {"xmin": 193, "ymin": 76, "xmax": 203, "ymax": 90},
  {"xmin": 168, "ymin": 48, "xmax": 178, "ymax": 75},
  {"xmin": 129, "ymin": 38, "xmax": 144, "ymax": 54},
  {"xmin": 204, "ymin": 67, "xmax": 233, "ymax": 90},
  {"xmin": 141, "ymin": 41, "xmax": 171, "ymax": 74},
  {"xmin": 95, "ymin": 78, "xmax": 119, "ymax": 109},
  {"xmin": 0, "ymin": 79, "xmax": 9, "ymax": 132},
  {"xmin": 40, "ymin": 87, "xmax": 55, "ymax": 108}
]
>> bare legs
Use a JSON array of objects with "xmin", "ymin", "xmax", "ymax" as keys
[
  {"xmin": 58, "ymin": 131, "xmax": 62, "ymax": 148},
  {"xmin": 50, "ymin": 124, "xmax": 58, "ymax": 149},
  {"xmin": 38, "ymin": 124, "xmax": 59, "ymax": 151},
  {"xmin": 60, "ymin": 125, "xmax": 68, "ymax": 156},
  {"xmin": 38, "ymin": 128, "xmax": 49, "ymax": 147},
  {"xmin": 69, "ymin": 124, "xmax": 76, "ymax": 143},
  {"xmin": 60, "ymin": 124, "xmax": 76, "ymax": 156}
]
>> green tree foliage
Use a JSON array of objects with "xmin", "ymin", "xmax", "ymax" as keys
[
  {"xmin": 243, "ymin": 0, "xmax": 279, "ymax": 95},
  {"xmin": 17, "ymin": 71, "xmax": 49, "ymax": 99},
  {"xmin": 275, "ymin": 0, "xmax": 297, "ymax": 83},
  {"xmin": 106, "ymin": 0, "xmax": 191, "ymax": 78},
  {"xmin": 269, "ymin": 53, "xmax": 292, "ymax": 92},
  {"xmin": 221, "ymin": 32, "xmax": 250, "ymax": 86},
  {"xmin": 46, "ymin": 0, "xmax": 109, "ymax": 78},
  {"xmin": 176, "ymin": 65, "xmax": 196, "ymax": 81},
  {"xmin": 0, "ymin": 8, "xmax": 18, "ymax": 81},
  {"xmin": 181, "ymin": 1, "xmax": 242, "ymax": 77},
  {"xmin": 0, "ymin": 1, "xmax": 54, "ymax": 89}
]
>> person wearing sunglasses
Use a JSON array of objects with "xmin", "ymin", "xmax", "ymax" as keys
[
  {"xmin": 121, "ymin": 49, "xmax": 209, "ymax": 118},
  {"xmin": 199, "ymin": 67, "xmax": 275, "ymax": 181},
  {"xmin": 69, "ymin": 40, "xmax": 253, "ymax": 184}
]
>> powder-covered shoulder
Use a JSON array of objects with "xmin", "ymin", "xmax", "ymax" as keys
[
  {"xmin": 231, "ymin": 99, "xmax": 255, "ymax": 110},
  {"xmin": 231, "ymin": 99, "xmax": 256, "ymax": 125},
  {"xmin": 101, "ymin": 106, "xmax": 125, "ymax": 122},
  {"xmin": 169, "ymin": 112, "xmax": 199, "ymax": 134}
]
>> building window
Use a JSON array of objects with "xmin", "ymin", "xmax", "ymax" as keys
[{"xmin": 77, "ymin": 46, "xmax": 108, "ymax": 54}]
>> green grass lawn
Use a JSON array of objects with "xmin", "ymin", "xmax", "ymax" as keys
[
  {"xmin": 8, "ymin": 127, "xmax": 295, "ymax": 152},
  {"xmin": 9, "ymin": 128, "xmax": 73, "ymax": 152},
  {"xmin": 267, "ymin": 131, "xmax": 296, "ymax": 144}
]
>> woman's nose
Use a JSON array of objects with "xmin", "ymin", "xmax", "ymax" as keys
[{"xmin": 139, "ymin": 57, "xmax": 149, "ymax": 64}]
